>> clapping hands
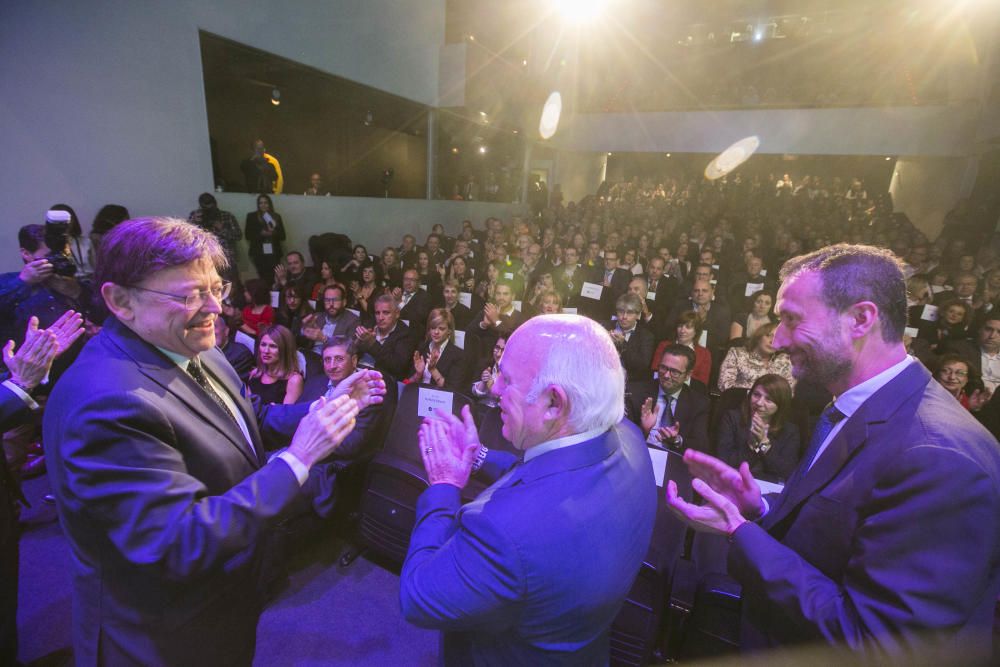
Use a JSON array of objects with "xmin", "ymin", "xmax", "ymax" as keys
[{"xmin": 418, "ymin": 404, "xmax": 482, "ymax": 489}]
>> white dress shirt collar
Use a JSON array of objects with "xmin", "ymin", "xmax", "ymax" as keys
[{"xmin": 524, "ymin": 426, "xmax": 607, "ymax": 463}]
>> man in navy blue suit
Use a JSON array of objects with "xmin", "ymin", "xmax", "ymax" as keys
[
  {"xmin": 44, "ymin": 218, "xmax": 382, "ymax": 666},
  {"xmin": 668, "ymin": 244, "xmax": 1000, "ymax": 659},
  {"xmin": 400, "ymin": 314, "xmax": 657, "ymax": 665}
]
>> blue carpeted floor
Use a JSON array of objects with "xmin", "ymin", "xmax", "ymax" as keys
[{"xmin": 16, "ymin": 474, "xmax": 439, "ymax": 666}]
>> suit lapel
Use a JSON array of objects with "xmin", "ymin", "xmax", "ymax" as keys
[
  {"xmin": 764, "ymin": 361, "xmax": 930, "ymax": 530},
  {"xmin": 106, "ymin": 319, "xmax": 261, "ymax": 469},
  {"xmin": 200, "ymin": 349, "xmax": 265, "ymax": 466}
]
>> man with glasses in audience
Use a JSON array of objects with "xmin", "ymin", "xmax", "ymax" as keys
[
  {"xmin": 44, "ymin": 217, "xmax": 383, "ymax": 666},
  {"xmin": 627, "ymin": 344, "xmax": 709, "ymax": 455},
  {"xmin": 608, "ymin": 293, "xmax": 654, "ymax": 383},
  {"xmin": 302, "ymin": 284, "xmax": 359, "ymax": 354}
]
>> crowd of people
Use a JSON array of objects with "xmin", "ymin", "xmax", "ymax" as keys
[{"xmin": 2, "ymin": 167, "xmax": 999, "ymax": 664}]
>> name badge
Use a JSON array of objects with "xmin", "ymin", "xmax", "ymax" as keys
[
  {"xmin": 646, "ymin": 291, "xmax": 657, "ymax": 301},
  {"xmin": 745, "ymin": 282, "xmax": 764, "ymax": 297},
  {"xmin": 262, "ymin": 243, "xmax": 273, "ymax": 255}
]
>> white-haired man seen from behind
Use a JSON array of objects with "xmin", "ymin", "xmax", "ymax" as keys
[{"xmin": 400, "ymin": 314, "xmax": 657, "ymax": 666}]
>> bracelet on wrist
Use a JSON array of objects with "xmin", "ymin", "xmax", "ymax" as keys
[{"xmin": 471, "ymin": 445, "xmax": 489, "ymax": 473}]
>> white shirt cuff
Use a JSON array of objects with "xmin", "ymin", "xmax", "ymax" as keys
[
  {"xmin": 2, "ymin": 380, "xmax": 39, "ymax": 410},
  {"xmin": 758, "ymin": 496, "xmax": 770, "ymax": 519},
  {"xmin": 276, "ymin": 450, "xmax": 310, "ymax": 486}
]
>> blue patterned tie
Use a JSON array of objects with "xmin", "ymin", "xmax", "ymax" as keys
[
  {"xmin": 803, "ymin": 402, "xmax": 845, "ymax": 472},
  {"xmin": 659, "ymin": 395, "xmax": 675, "ymax": 428}
]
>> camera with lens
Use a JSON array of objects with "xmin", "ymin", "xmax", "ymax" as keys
[{"xmin": 44, "ymin": 209, "xmax": 78, "ymax": 277}]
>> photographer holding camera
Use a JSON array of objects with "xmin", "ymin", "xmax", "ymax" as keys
[{"xmin": 0, "ymin": 214, "xmax": 106, "ymax": 478}]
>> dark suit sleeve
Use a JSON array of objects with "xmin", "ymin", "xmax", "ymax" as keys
[
  {"xmin": 681, "ymin": 392, "xmax": 710, "ymax": 453},
  {"xmin": 715, "ymin": 409, "xmax": 744, "ymax": 469},
  {"xmin": 368, "ymin": 329, "xmax": 415, "ymax": 382},
  {"xmin": 728, "ymin": 443, "xmax": 1000, "ymax": 654},
  {"xmin": 400, "ymin": 484, "xmax": 523, "ymax": 631},
  {"xmin": 765, "ymin": 424, "xmax": 800, "ymax": 480},
  {"xmin": 51, "ymin": 390, "xmax": 304, "ymax": 581},
  {"xmin": 440, "ymin": 346, "xmax": 468, "ymax": 391},
  {"xmin": 621, "ymin": 329, "xmax": 654, "ymax": 382},
  {"xmin": 0, "ymin": 384, "xmax": 31, "ymax": 433},
  {"xmin": 476, "ymin": 449, "xmax": 518, "ymax": 483}
]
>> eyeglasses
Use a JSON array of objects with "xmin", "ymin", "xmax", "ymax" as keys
[
  {"xmin": 323, "ymin": 296, "xmax": 344, "ymax": 303},
  {"xmin": 939, "ymin": 368, "xmax": 968, "ymax": 378},
  {"xmin": 657, "ymin": 365, "xmax": 689, "ymax": 377},
  {"xmin": 616, "ymin": 309, "xmax": 639, "ymax": 316},
  {"xmin": 131, "ymin": 282, "xmax": 231, "ymax": 311}
]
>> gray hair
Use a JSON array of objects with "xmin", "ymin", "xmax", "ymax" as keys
[
  {"xmin": 515, "ymin": 314, "xmax": 624, "ymax": 432},
  {"xmin": 95, "ymin": 217, "xmax": 227, "ymax": 287}
]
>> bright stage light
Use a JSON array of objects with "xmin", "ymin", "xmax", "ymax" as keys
[
  {"xmin": 551, "ymin": 0, "xmax": 608, "ymax": 24},
  {"xmin": 705, "ymin": 136, "xmax": 760, "ymax": 181},
  {"xmin": 539, "ymin": 91, "xmax": 562, "ymax": 139}
]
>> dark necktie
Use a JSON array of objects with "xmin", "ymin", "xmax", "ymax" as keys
[
  {"xmin": 188, "ymin": 358, "xmax": 238, "ymax": 426},
  {"xmin": 659, "ymin": 395, "xmax": 675, "ymax": 428},
  {"xmin": 803, "ymin": 402, "xmax": 845, "ymax": 473}
]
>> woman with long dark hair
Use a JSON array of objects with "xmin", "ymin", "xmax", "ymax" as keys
[
  {"xmin": 716, "ymin": 374, "xmax": 800, "ymax": 482},
  {"xmin": 245, "ymin": 193, "xmax": 286, "ymax": 280}
]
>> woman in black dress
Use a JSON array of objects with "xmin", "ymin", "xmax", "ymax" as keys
[{"xmin": 248, "ymin": 324, "xmax": 303, "ymax": 405}]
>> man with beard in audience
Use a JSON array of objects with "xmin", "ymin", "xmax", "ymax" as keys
[{"xmin": 667, "ymin": 244, "xmax": 1000, "ymax": 660}]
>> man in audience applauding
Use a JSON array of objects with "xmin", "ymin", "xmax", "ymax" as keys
[
  {"xmin": 400, "ymin": 314, "xmax": 656, "ymax": 664},
  {"xmin": 44, "ymin": 217, "xmax": 383, "ymax": 666},
  {"xmin": 354, "ymin": 294, "xmax": 416, "ymax": 381},
  {"xmin": 667, "ymin": 244, "xmax": 1000, "ymax": 659}
]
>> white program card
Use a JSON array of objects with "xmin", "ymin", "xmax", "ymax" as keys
[
  {"xmin": 648, "ymin": 447, "xmax": 669, "ymax": 487},
  {"xmin": 453, "ymin": 330, "xmax": 466, "ymax": 349},
  {"xmin": 580, "ymin": 282, "xmax": 604, "ymax": 300},
  {"xmin": 921, "ymin": 304, "xmax": 938, "ymax": 322},
  {"xmin": 459, "ymin": 292, "xmax": 473, "ymax": 308},
  {"xmin": 417, "ymin": 386, "xmax": 454, "ymax": 418}
]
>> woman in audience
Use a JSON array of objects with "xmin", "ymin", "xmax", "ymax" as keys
[
  {"xmin": 244, "ymin": 193, "xmax": 285, "ymax": 280},
  {"xmin": 340, "ymin": 244, "xmax": 370, "ymax": 284},
  {"xmin": 415, "ymin": 250, "xmax": 442, "ymax": 293},
  {"xmin": 621, "ymin": 248, "xmax": 643, "ymax": 276},
  {"xmin": 446, "ymin": 255, "xmax": 476, "ymax": 293},
  {"xmin": 350, "ymin": 261, "xmax": 383, "ymax": 321},
  {"xmin": 379, "ymin": 246, "xmax": 403, "ymax": 288},
  {"xmin": 650, "ymin": 311, "xmax": 711, "ymax": 388},
  {"xmin": 934, "ymin": 353, "xmax": 990, "ymax": 412},
  {"xmin": 729, "ymin": 290, "xmax": 776, "ymax": 340},
  {"xmin": 240, "ymin": 279, "xmax": 274, "ymax": 337},
  {"xmin": 718, "ymin": 321, "xmax": 794, "ymax": 392},
  {"xmin": 525, "ymin": 273, "xmax": 556, "ymax": 312},
  {"xmin": 248, "ymin": 324, "xmax": 303, "ymax": 405},
  {"xmin": 979, "ymin": 267, "xmax": 1000, "ymax": 312},
  {"xmin": 408, "ymin": 308, "xmax": 466, "ymax": 390},
  {"xmin": 921, "ymin": 298, "xmax": 973, "ymax": 350},
  {"xmin": 475, "ymin": 261, "xmax": 501, "ymax": 303},
  {"xmin": 310, "ymin": 259, "xmax": 337, "ymax": 301},
  {"xmin": 716, "ymin": 376, "xmax": 800, "ymax": 482},
  {"xmin": 275, "ymin": 283, "xmax": 312, "ymax": 343},
  {"xmin": 535, "ymin": 289, "xmax": 563, "ymax": 316},
  {"xmin": 472, "ymin": 334, "xmax": 507, "ymax": 405},
  {"xmin": 546, "ymin": 241, "xmax": 564, "ymax": 269}
]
